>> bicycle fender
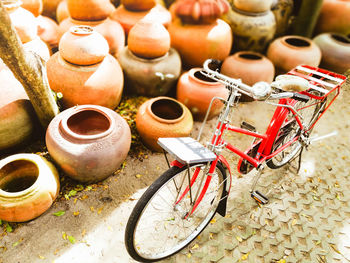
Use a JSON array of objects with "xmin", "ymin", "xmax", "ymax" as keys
[{"xmin": 217, "ymin": 156, "xmax": 232, "ymax": 217}]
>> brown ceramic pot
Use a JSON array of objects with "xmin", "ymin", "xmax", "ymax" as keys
[
  {"xmin": 136, "ymin": 97, "xmax": 193, "ymax": 152},
  {"xmin": 121, "ymin": 0, "xmax": 156, "ymax": 11},
  {"xmin": 21, "ymin": 0, "xmax": 43, "ymax": 17},
  {"xmin": 56, "ymin": 0, "xmax": 69, "ymax": 23},
  {"xmin": 46, "ymin": 105, "xmax": 131, "ymax": 183},
  {"xmin": 271, "ymin": 0, "xmax": 293, "ymax": 37},
  {"xmin": 37, "ymin": 15, "xmax": 59, "ymax": 52},
  {"xmin": 67, "ymin": 0, "xmax": 115, "ymax": 21},
  {"xmin": 267, "ymin": 35, "xmax": 322, "ymax": 75},
  {"xmin": 233, "ymin": 0, "xmax": 273, "ymax": 13},
  {"xmin": 177, "ymin": 68, "xmax": 228, "ymax": 120},
  {"xmin": 168, "ymin": 18, "xmax": 232, "ymax": 68},
  {"xmin": 42, "ymin": 0, "xmax": 61, "ymax": 20},
  {"xmin": 0, "ymin": 154, "xmax": 60, "ymax": 222},
  {"xmin": 59, "ymin": 18, "xmax": 125, "ymax": 57},
  {"xmin": 313, "ymin": 33, "xmax": 350, "ymax": 73},
  {"xmin": 128, "ymin": 19, "xmax": 170, "ymax": 59}
]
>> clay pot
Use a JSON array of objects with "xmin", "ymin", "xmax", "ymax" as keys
[
  {"xmin": 223, "ymin": 7, "xmax": 276, "ymax": 53},
  {"xmin": 267, "ymin": 35, "xmax": 322, "ymax": 75},
  {"xmin": 42, "ymin": 0, "xmax": 61, "ymax": 20},
  {"xmin": 117, "ymin": 47, "xmax": 181, "ymax": 96},
  {"xmin": 21, "ymin": 0, "xmax": 43, "ymax": 17},
  {"xmin": 234, "ymin": 0, "xmax": 273, "ymax": 13},
  {"xmin": 177, "ymin": 68, "xmax": 228, "ymax": 120},
  {"xmin": 111, "ymin": 4, "xmax": 171, "ymax": 35},
  {"xmin": 121, "ymin": 0, "xmax": 156, "ymax": 11},
  {"xmin": 46, "ymin": 105, "xmax": 131, "ymax": 183},
  {"xmin": 23, "ymin": 36, "xmax": 51, "ymax": 62},
  {"xmin": 37, "ymin": 15, "xmax": 59, "ymax": 52},
  {"xmin": 0, "ymin": 68, "xmax": 37, "ymax": 151},
  {"xmin": 0, "ymin": 154, "xmax": 60, "ymax": 222},
  {"xmin": 59, "ymin": 18, "xmax": 125, "ymax": 57},
  {"xmin": 168, "ymin": 18, "xmax": 232, "ymax": 68},
  {"xmin": 315, "ymin": 0, "xmax": 350, "ymax": 35},
  {"xmin": 67, "ymin": 0, "xmax": 115, "ymax": 21},
  {"xmin": 313, "ymin": 33, "xmax": 350, "ymax": 73},
  {"xmin": 59, "ymin": 26, "xmax": 109, "ymax": 65},
  {"xmin": 56, "ymin": 0, "xmax": 69, "ymax": 23},
  {"xmin": 271, "ymin": 0, "xmax": 293, "ymax": 37},
  {"xmin": 136, "ymin": 97, "xmax": 193, "ymax": 152},
  {"xmin": 128, "ymin": 19, "xmax": 170, "ymax": 59}
]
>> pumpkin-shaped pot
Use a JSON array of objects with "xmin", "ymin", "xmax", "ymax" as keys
[
  {"xmin": 46, "ymin": 105, "xmax": 131, "ymax": 183},
  {"xmin": 136, "ymin": 97, "xmax": 193, "ymax": 152},
  {"xmin": 177, "ymin": 68, "xmax": 228, "ymax": 120},
  {"xmin": 67, "ymin": 0, "xmax": 115, "ymax": 21},
  {"xmin": 0, "ymin": 154, "xmax": 60, "ymax": 222}
]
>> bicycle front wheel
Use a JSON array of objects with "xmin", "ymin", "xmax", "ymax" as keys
[{"xmin": 125, "ymin": 162, "xmax": 226, "ymax": 262}]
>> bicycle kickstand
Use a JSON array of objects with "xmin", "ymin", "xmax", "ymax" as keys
[{"xmin": 250, "ymin": 166, "xmax": 269, "ymax": 205}]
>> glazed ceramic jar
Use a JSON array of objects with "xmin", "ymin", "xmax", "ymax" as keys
[
  {"xmin": 0, "ymin": 154, "xmax": 60, "ymax": 222},
  {"xmin": 67, "ymin": 0, "xmax": 114, "ymax": 21},
  {"xmin": 233, "ymin": 0, "xmax": 273, "ymax": 13},
  {"xmin": 46, "ymin": 105, "xmax": 131, "ymax": 183},
  {"xmin": 118, "ymin": 47, "xmax": 181, "ymax": 96},
  {"xmin": 136, "ymin": 97, "xmax": 193, "ymax": 152},
  {"xmin": 271, "ymin": 0, "xmax": 293, "ymax": 37},
  {"xmin": 177, "ymin": 68, "xmax": 228, "ymax": 120},
  {"xmin": 313, "ymin": 33, "xmax": 350, "ymax": 73},
  {"xmin": 267, "ymin": 35, "xmax": 322, "ymax": 74},
  {"xmin": 47, "ymin": 26, "xmax": 124, "ymax": 109}
]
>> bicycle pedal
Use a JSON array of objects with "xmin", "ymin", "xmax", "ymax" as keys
[
  {"xmin": 251, "ymin": 190, "xmax": 268, "ymax": 205},
  {"xmin": 241, "ymin": 121, "xmax": 256, "ymax": 132}
]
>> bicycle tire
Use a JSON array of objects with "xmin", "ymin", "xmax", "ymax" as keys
[
  {"xmin": 125, "ymin": 162, "xmax": 226, "ymax": 262},
  {"xmin": 267, "ymin": 90, "xmax": 326, "ymax": 169}
]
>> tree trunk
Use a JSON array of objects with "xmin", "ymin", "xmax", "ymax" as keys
[{"xmin": 0, "ymin": 1, "xmax": 59, "ymax": 128}]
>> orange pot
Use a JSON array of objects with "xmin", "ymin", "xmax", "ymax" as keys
[
  {"xmin": 67, "ymin": 0, "xmax": 115, "ymax": 21},
  {"xmin": 56, "ymin": 0, "xmax": 69, "ymax": 23},
  {"xmin": 136, "ymin": 97, "xmax": 193, "ymax": 152},
  {"xmin": 121, "ymin": 0, "xmax": 156, "ymax": 11},
  {"xmin": 23, "ymin": 36, "xmax": 51, "ymax": 62},
  {"xmin": 37, "ymin": 15, "xmax": 59, "ymax": 52},
  {"xmin": 42, "ymin": 0, "xmax": 61, "ymax": 20},
  {"xmin": 21, "ymin": 0, "xmax": 43, "ymax": 17},
  {"xmin": 177, "ymin": 68, "xmax": 228, "ymax": 120},
  {"xmin": 168, "ymin": 18, "xmax": 232, "ymax": 68}
]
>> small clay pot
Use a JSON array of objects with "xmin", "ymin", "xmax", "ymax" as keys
[
  {"xmin": 234, "ymin": 0, "xmax": 273, "ymax": 13},
  {"xmin": 23, "ymin": 36, "xmax": 51, "ymax": 62},
  {"xmin": 267, "ymin": 35, "xmax": 322, "ymax": 74},
  {"xmin": 121, "ymin": 0, "xmax": 156, "ymax": 11},
  {"xmin": 37, "ymin": 15, "xmax": 59, "ymax": 52},
  {"xmin": 177, "ymin": 68, "xmax": 228, "ymax": 120},
  {"xmin": 46, "ymin": 105, "xmax": 131, "ymax": 183},
  {"xmin": 0, "ymin": 154, "xmax": 60, "ymax": 222},
  {"xmin": 21, "ymin": 0, "xmax": 43, "ymax": 17},
  {"xmin": 136, "ymin": 97, "xmax": 193, "ymax": 152},
  {"xmin": 67, "ymin": 0, "xmax": 115, "ymax": 21}
]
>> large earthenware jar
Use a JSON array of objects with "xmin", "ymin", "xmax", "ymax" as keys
[
  {"xmin": 315, "ymin": 0, "xmax": 350, "ymax": 35},
  {"xmin": 0, "ymin": 154, "xmax": 60, "ymax": 222},
  {"xmin": 271, "ymin": 0, "xmax": 293, "ymax": 37},
  {"xmin": 233, "ymin": 0, "xmax": 273, "ymax": 13},
  {"xmin": 267, "ymin": 35, "xmax": 321, "ymax": 74},
  {"xmin": 223, "ymin": 7, "xmax": 276, "ymax": 53},
  {"xmin": 177, "ymin": 68, "xmax": 228, "ymax": 120},
  {"xmin": 47, "ymin": 26, "xmax": 124, "ymax": 109},
  {"xmin": 0, "ymin": 68, "xmax": 37, "ymax": 151},
  {"xmin": 46, "ymin": 105, "xmax": 131, "ymax": 183},
  {"xmin": 21, "ymin": 0, "xmax": 43, "ymax": 17},
  {"xmin": 313, "ymin": 33, "xmax": 350, "ymax": 73},
  {"xmin": 136, "ymin": 97, "xmax": 193, "ymax": 152},
  {"xmin": 67, "ymin": 0, "xmax": 114, "ymax": 21}
]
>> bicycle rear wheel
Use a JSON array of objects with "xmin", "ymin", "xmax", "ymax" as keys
[
  {"xmin": 267, "ymin": 91, "xmax": 326, "ymax": 169},
  {"xmin": 125, "ymin": 162, "xmax": 226, "ymax": 262}
]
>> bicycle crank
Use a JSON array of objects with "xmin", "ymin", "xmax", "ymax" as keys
[{"xmin": 251, "ymin": 190, "xmax": 269, "ymax": 205}]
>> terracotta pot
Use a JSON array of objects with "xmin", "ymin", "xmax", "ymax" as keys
[
  {"xmin": 46, "ymin": 105, "xmax": 131, "ymax": 183},
  {"xmin": 59, "ymin": 18, "xmax": 125, "ymax": 57},
  {"xmin": 23, "ymin": 36, "xmax": 51, "ymax": 62},
  {"xmin": 56, "ymin": 0, "xmax": 69, "ymax": 23},
  {"xmin": 42, "ymin": 0, "xmax": 61, "ymax": 20},
  {"xmin": 21, "ymin": 0, "xmax": 43, "ymax": 17},
  {"xmin": 111, "ymin": 4, "xmax": 171, "ymax": 35},
  {"xmin": 313, "ymin": 33, "xmax": 350, "ymax": 73},
  {"xmin": 234, "ymin": 0, "xmax": 273, "ymax": 13},
  {"xmin": 118, "ymin": 47, "xmax": 181, "ymax": 96},
  {"xmin": 67, "ymin": 0, "xmax": 115, "ymax": 21},
  {"xmin": 168, "ymin": 18, "xmax": 232, "ymax": 68},
  {"xmin": 59, "ymin": 26, "xmax": 109, "ymax": 65},
  {"xmin": 0, "ymin": 154, "xmax": 59, "ymax": 222},
  {"xmin": 177, "ymin": 68, "xmax": 228, "ymax": 120},
  {"xmin": 223, "ymin": 7, "xmax": 276, "ymax": 53},
  {"xmin": 37, "ymin": 15, "xmax": 59, "ymax": 52},
  {"xmin": 267, "ymin": 36, "xmax": 321, "ymax": 75},
  {"xmin": 0, "ymin": 68, "xmax": 37, "ymax": 151},
  {"xmin": 128, "ymin": 19, "xmax": 170, "ymax": 59},
  {"xmin": 271, "ymin": 0, "xmax": 293, "ymax": 37},
  {"xmin": 4, "ymin": 0, "xmax": 38, "ymax": 43},
  {"xmin": 121, "ymin": 0, "xmax": 156, "ymax": 11},
  {"xmin": 136, "ymin": 97, "xmax": 193, "ymax": 152},
  {"xmin": 315, "ymin": 0, "xmax": 350, "ymax": 35}
]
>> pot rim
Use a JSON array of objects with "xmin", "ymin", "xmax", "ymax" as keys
[
  {"xmin": 235, "ymin": 51, "xmax": 265, "ymax": 62},
  {"xmin": 60, "ymin": 105, "xmax": 115, "ymax": 140},
  {"xmin": 281, "ymin": 35, "xmax": 312, "ymax": 49},
  {"xmin": 69, "ymin": 25, "xmax": 94, "ymax": 36},
  {"xmin": 329, "ymin": 33, "xmax": 350, "ymax": 46},
  {"xmin": 188, "ymin": 68, "xmax": 223, "ymax": 86},
  {"xmin": 147, "ymin": 96, "xmax": 186, "ymax": 124}
]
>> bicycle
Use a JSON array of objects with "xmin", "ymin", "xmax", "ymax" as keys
[{"xmin": 124, "ymin": 59, "xmax": 346, "ymax": 262}]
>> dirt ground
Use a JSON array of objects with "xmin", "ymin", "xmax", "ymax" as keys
[{"xmin": 0, "ymin": 73, "xmax": 349, "ymax": 263}]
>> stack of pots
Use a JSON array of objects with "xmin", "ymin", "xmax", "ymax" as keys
[
  {"xmin": 223, "ymin": 0, "xmax": 276, "ymax": 53},
  {"xmin": 59, "ymin": 0, "xmax": 125, "ymax": 57},
  {"xmin": 118, "ymin": 19, "xmax": 181, "ymax": 96},
  {"xmin": 168, "ymin": 0, "xmax": 232, "ymax": 68},
  {"xmin": 46, "ymin": 25, "xmax": 124, "ymax": 109}
]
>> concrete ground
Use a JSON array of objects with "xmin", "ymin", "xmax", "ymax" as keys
[{"xmin": 1, "ymin": 77, "xmax": 350, "ymax": 263}]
